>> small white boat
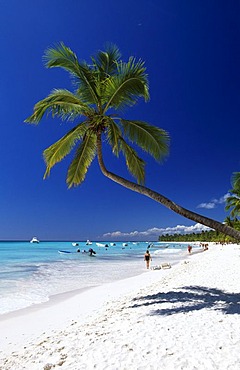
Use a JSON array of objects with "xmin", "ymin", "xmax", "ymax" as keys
[
  {"xmin": 86, "ymin": 240, "xmax": 92, "ymax": 245},
  {"xmin": 72, "ymin": 242, "xmax": 79, "ymax": 247},
  {"xmin": 96, "ymin": 243, "xmax": 105, "ymax": 247},
  {"xmin": 30, "ymin": 237, "xmax": 39, "ymax": 243}
]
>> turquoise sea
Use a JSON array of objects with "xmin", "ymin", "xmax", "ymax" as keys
[{"xmin": 0, "ymin": 240, "xmax": 191, "ymax": 315}]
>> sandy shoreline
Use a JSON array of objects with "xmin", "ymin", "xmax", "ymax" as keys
[{"xmin": 1, "ymin": 243, "xmax": 240, "ymax": 369}]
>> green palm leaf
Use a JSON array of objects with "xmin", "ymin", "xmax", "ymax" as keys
[
  {"xmin": 225, "ymin": 192, "xmax": 240, "ymax": 217},
  {"xmin": 103, "ymin": 57, "xmax": 149, "ymax": 112},
  {"xmin": 105, "ymin": 118, "xmax": 122, "ymax": 156},
  {"xmin": 43, "ymin": 122, "xmax": 88, "ymax": 178},
  {"xmin": 44, "ymin": 43, "xmax": 99, "ymax": 106},
  {"xmin": 44, "ymin": 42, "xmax": 80, "ymax": 75},
  {"xmin": 232, "ymin": 172, "xmax": 240, "ymax": 191},
  {"xmin": 119, "ymin": 138, "xmax": 145, "ymax": 184},
  {"xmin": 67, "ymin": 133, "xmax": 97, "ymax": 187},
  {"xmin": 121, "ymin": 119, "xmax": 169, "ymax": 161},
  {"xmin": 75, "ymin": 61, "xmax": 100, "ymax": 105},
  {"xmin": 25, "ymin": 89, "xmax": 94, "ymax": 124},
  {"xmin": 91, "ymin": 43, "xmax": 121, "ymax": 76}
]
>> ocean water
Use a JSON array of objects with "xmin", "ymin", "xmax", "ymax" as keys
[{"xmin": 0, "ymin": 240, "xmax": 190, "ymax": 315}]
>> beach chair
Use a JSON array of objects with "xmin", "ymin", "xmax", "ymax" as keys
[
  {"xmin": 151, "ymin": 265, "xmax": 162, "ymax": 270},
  {"xmin": 151, "ymin": 262, "xmax": 171, "ymax": 270},
  {"xmin": 160, "ymin": 262, "xmax": 171, "ymax": 269}
]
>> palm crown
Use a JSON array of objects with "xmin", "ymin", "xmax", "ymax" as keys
[{"xmin": 25, "ymin": 43, "xmax": 169, "ymax": 187}]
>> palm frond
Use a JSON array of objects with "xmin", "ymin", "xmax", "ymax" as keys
[
  {"xmin": 105, "ymin": 118, "xmax": 122, "ymax": 156},
  {"xmin": 67, "ymin": 133, "xmax": 97, "ymax": 187},
  {"xmin": 25, "ymin": 89, "xmax": 94, "ymax": 124},
  {"xmin": 44, "ymin": 42, "xmax": 80, "ymax": 75},
  {"xmin": 91, "ymin": 43, "xmax": 121, "ymax": 77},
  {"xmin": 43, "ymin": 122, "xmax": 88, "ymax": 178},
  {"xmin": 120, "ymin": 138, "xmax": 145, "ymax": 184},
  {"xmin": 121, "ymin": 119, "xmax": 169, "ymax": 161},
  {"xmin": 225, "ymin": 194, "xmax": 240, "ymax": 217},
  {"xmin": 103, "ymin": 57, "xmax": 149, "ymax": 112},
  {"xmin": 75, "ymin": 61, "xmax": 100, "ymax": 105},
  {"xmin": 44, "ymin": 43, "xmax": 99, "ymax": 106},
  {"xmin": 232, "ymin": 172, "xmax": 240, "ymax": 191}
]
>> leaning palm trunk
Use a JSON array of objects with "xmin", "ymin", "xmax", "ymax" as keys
[{"xmin": 97, "ymin": 133, "xmax": 240, "ymax": 241}]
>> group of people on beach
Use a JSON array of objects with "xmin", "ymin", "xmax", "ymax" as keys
[
  {"xmin": 187, "ymin": 243, "xmax": 209, "ymax": 254},
  {"xmin": 145, "ymin": 242, "xmax": 210, "ymax": 269},
  {"xmin": 200, "ymin": 243, "xmax": 209, "ymax": 251}
]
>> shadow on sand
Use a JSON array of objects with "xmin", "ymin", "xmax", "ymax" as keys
[{"xmin": 130, "ymin": 286, "xmax": 240, "ymax": 316}]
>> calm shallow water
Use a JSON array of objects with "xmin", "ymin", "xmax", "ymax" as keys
[{"xmin": 0, "ymin": 240, "xmax": 189, "ymax": 315}]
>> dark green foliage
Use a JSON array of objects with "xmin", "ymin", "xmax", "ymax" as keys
[
  {"xmin": 159, "ymin": 220, "xmax": 240, "ymax": 243},
  {"xmin": 225, "ymin": 171, "xmax": 240, "ymax": 218}
]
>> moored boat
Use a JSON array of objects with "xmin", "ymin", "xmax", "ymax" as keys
[
  {"xmin": 96, "ymin": 243, "xmax": 105, "ymax": 247},
  {"xmin": 30, "ymin": 237, "xmax": 39, "ymax": 243}
]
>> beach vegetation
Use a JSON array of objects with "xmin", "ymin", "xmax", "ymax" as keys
[
  {"xmin": 159, "ymin": 219, "xmax": 240, "ymax": 243},
  {"xmin": 225, "ymin": 172, "xmax": 240, "ymax": 218},
  {"xmin": 25, "ymin": 43, "xmax": 240, "ymax": 241}
]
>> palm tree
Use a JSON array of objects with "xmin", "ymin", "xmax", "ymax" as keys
[
  {"xmin": 225, "ymin": 191, "xmax": 240, "ymax": 218},
  {"xmin": 225, "ymin": 172, "xmax": 240, "ymax": 218},
  {"xmin": 224, "ymin": 216, "xmax": 234, "ymax": 228},
  {"xmin": 25, "ymin": 43, "xmax": 240, "ymax": 241}
]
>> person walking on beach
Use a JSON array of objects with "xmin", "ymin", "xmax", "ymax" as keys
[{"xmin": 144, "ymin": 250, "xmax": 152, "ymax": 269}]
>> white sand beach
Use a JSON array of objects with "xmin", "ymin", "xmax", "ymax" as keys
[{"xmin": 0, "ymin": 243, "xmax": 240, "ymax": 370}]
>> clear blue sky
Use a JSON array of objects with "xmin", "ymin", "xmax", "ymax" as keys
[{"xmin": 0, "ymin": 1, "xmax": 239, "ymax": 241}]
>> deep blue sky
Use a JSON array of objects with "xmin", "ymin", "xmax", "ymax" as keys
[{"xmin": 0, "ymin": 1, "xmax": 239, "ymax": 241}]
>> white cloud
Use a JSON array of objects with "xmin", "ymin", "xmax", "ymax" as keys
[
  {"xmin": 102, "ymin": 223, "xmax": 211, "ymax": 241},
  {"xmin": 197, "ymin": 193, "xmax": 230, "ymax": 209},
  {"xmin": 218, "ymin": 193, "xmax": 230, "ymax": 203},
  {"xmin": 197, "ymin": 202, "xmax": 216, "ymax": 209}
]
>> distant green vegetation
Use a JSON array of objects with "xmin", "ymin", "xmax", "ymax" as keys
[
  {"xmin": 160, "ymin": 171, "xmax": 240, "ymax": 243},
  {"xmin": 159, "ymin": 220, "xmax": 240, "ymax": 243}
]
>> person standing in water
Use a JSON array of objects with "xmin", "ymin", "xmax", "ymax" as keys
[
  {"xmin": 88, "ymin": 248, "xmax": 96, "ymax": 256},
  {"xmin": 144, "ymin": 250, "xmax": 152, "ymax": 269}
]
